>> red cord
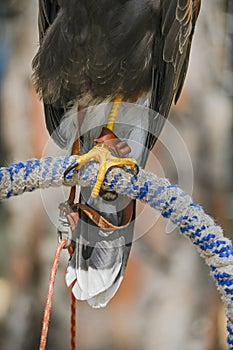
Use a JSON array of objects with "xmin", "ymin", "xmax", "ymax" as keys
[
  {"xmin": 70, "ymin": 290, "xmax": 76, "ymax": 350},
  {"xmin": 39, "ymin": 239, "xmax": 67, "ymax": 350},
  {"xmin": 68, "ymin": 246, "xmax": 77, "ymax": 350}
]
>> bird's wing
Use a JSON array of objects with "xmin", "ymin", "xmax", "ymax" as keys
[
  {"xmin": 148, "ymin": 0, "xmax": 201, "ymax": 150},
  {"xmin": 35, "ymin": 1, "xmax": 67, "ymax": 146},
  {"xmin": 38, "ymin": 0, "xmax": 60, "ymax": 41}
]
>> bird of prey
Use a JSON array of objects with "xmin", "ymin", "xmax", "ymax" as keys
[{"xmin": 33, "ymin": 0, "xmax": 201, "ymax": 308}]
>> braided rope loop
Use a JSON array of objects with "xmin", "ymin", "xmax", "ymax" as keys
[{"xmin": 1, "ymin": 157, "xmax": 233, "ymax": 348}]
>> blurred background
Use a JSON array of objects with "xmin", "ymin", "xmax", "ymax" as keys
[{"xmin": 0, "ymin": 0, "xmax": 232, "ymax": 349}]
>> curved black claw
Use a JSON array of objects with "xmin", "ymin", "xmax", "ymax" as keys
[
  {"xmin": 64, "ymin": 162, "xmax": 79, "ymax": 180},
  {"xmin": 123, "ymin": 163, "xmax": 139, "ymax": 177},
  {"xmin": 99, "ymin": 188, "xmax": 118, "ymax": 201}
]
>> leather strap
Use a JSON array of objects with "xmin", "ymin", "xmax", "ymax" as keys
[
  {"xmin": 59, "ymin": 199, "xmax": 133, "ymax": 232},
  {"xmin": 75, "ymin": 200, "xmax": 133, "ymax": 231},
  {"xmin": 94, "ymin": 126, "xmax": 131, "ymax": 156}
]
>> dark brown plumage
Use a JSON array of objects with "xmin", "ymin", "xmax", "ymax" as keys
[{"xmin": 33, "ymin": 0, "xmax": 200, "ymax": 147}]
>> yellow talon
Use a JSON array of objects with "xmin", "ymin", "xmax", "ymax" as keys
[
  {"xmin": 65, "ymin": 97, "xmax": 136, "ymax": 198},
  {"xmin": 74, "ymin": 143, "xmax": 136, "ymax": 198}
]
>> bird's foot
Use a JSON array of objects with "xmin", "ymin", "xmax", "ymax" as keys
[{"xmin": 64, "ymin": 128, "xmax": 137, "ymax": 198}]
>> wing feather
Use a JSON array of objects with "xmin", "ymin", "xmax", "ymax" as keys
[
  {"xmin": 148, "ymin": 0, "xmax": 201, "ymax": 150},
  {"xmin": 34, "ymin": 1, "xmax": 66, "ymax": 145},
  {"xmin": 38, "ymin": 0, "xmax": 61, "ymax": 41}
]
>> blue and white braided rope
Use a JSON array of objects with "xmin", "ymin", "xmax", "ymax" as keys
[{"xmin": 0, "ymin": 156, "xmax": 233, "ymax": 347}]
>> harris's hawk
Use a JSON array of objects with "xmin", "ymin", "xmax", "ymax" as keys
[{"xmin": 33, "ymin": 0, "xmax": 201, "ymax": 307}]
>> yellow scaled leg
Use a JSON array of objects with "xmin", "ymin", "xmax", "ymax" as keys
[
  {"xmin": 64, "ymin": 97, "xmax": 137, "ymax": 198},
  {"xmin": 73, "ymin": 142, "xmax": 136, "ymax": 198},
  {"xmin": 106, "ymin": 97, "xmax": 122, "ymax": 131}
]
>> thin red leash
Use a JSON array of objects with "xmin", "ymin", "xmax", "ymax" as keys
[
  {"xmin": 39, "ymin": 239, "xmax": 67, "ymax": 350},
  {"xmin": 39, "ymin": 240, "xmax": 76, "ymax": 350},
  {"xmin": 68, "ymin": 246, "xmax": 76, "ymax": 350},
  {"xmin": 70, "ymin": 289, "xmax": 76, "ymax": 350}
]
